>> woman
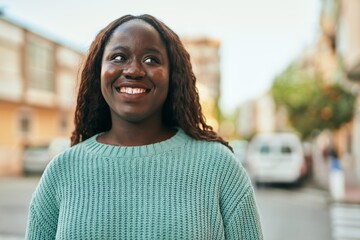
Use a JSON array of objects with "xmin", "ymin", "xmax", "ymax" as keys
[{"xmin": 26, "ymin": 14, "xmax": 263, "ymax": 239}]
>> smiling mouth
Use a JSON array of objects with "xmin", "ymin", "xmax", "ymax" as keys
[{"xmin": 116, "ymin": 87, "xmax": 150, "ymax": 95}]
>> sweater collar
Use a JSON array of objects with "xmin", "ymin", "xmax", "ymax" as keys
[{"xmin": 81, "ymin": 128, "xmax": 190, "ymax": 158}]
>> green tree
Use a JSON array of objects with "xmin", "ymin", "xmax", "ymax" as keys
[{"xmin": 271, "ymin": 64, "xmax": 355, "ymax": 139}]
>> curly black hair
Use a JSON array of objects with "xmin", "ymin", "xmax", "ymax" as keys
[{"xmin": 71, "ymin": 14, "xmax": 231, "ymax": 150}]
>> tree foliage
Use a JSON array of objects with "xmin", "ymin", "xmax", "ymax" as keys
[{"xmin": 271, "ymin": 64, "xmax": 356, "ymax": 139}]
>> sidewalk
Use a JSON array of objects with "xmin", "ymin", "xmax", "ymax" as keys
[
  {"xmin": 0, "ymin": 176, "xmax": 39, "ymax": 238},
  {"xmin": 310, "ymin": 165, "xmax": 360, "ymax": 204},
  {"xmin": 341, "ymin": 163, "xmax": 360, "ymax": 204},
  {"xmin": 311, "ymin": 147, "xmax": 360, "ymax": 204},
  {"xmin": 329, "ymin": 168, "xmax": 360, "ymax": 204},
  {"xmin": 343, "ymin": 181, "xmax": 360, "ymax": 204}
]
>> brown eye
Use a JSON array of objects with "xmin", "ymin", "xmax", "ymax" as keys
[
  {"xmin": 113, "ymin": 55, "xmax": 126, "ymax": 62},
  {"xmin": 144, "ymin": 57, "xmax": 160, "ymax": 64}
]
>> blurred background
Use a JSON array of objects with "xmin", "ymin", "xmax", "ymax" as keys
[{"xmin": 0, "ymin": 0, "xmax": 360, "ymax": 239}]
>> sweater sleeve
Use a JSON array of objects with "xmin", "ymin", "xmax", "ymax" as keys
[
  {"xmin": 219, "ymin": 154, "xmax": 263, "ymax": 240},
  {"xmin": 25, "ymin": 159, "xmax": 61, "ymax": 239},
  {"xmin": 225, "ymin": 188, "xmax": 263, "ymax": 239}
]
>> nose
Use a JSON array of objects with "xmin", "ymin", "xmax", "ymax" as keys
[{"xmin": 123, "ymin": 60, "xmax": 145, "ymax": 80}]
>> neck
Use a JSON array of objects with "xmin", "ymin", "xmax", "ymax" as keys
[{"xmin": 99, "ymin": 121, "xmax": 176, "ymax": 146}]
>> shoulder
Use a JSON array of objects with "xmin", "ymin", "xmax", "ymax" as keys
[
  {"xmin": 38, "ymin": 142, "xmax": 85, "ymax": 192},
  {"xmin": 44, "ymin": 140, "xmax": 85, "ymax": 174},
  {"xmin": 185, "ymin": 138, "xmax": 255, "ymax": 208},
  {"xmin": 181, "ymin": 137, "xmax": 249, "ymax": 182},
  {"xmin": 189, "ymin": 139, "xmax": 252, "ymax": 189},
  {"xmin": 184, "ymin": 137, "xmax": 237, "ymax": 166}
]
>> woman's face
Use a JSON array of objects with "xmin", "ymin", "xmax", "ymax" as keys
[{"xmin": 101, "ymin": 20, "xmax": 170, "ymax": 125}]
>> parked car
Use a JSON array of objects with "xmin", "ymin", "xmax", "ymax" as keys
[
  {"xmin": 48, "ymin": 137, "xmax": 71, "ymax": 160},
  {"xmin": 23, "ymin": 145, "xmax": 49, "ymax": 174},
  {"xmin": 247, "ymin": 132, "xmax": 308, "ymax": 185},
  {"xmin": 23, "ymin": 137, "xmax": 70, "ymax": 174}
]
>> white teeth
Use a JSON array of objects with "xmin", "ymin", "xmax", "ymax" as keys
[{"xmin": 119, "ymin": 87, "xmax": 147, "ymax": 94}]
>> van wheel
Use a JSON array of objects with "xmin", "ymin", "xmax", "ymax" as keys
[
  {"xmin": 254, "ymin": 181, "xmax": 265, "ymax": 189},
  {"xmin": 292, "ymin": 177, "xmax": 306, "ymax": 188}
]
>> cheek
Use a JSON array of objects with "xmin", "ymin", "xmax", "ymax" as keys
[
  {"xmin": 100, "ymin": 64, "xmax": 115, "ymax": 100},
  {"xmin": 153, "ymin": 69, "xmax": 170, "ymax": 88},
  {"xmin": 101, "ymin": 63, "xmax": 118, "ymax": 84}
]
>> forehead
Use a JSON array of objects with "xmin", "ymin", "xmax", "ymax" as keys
[{"xmin": 107, "ymin": 19, "xmax": 164, "ymax": 47}]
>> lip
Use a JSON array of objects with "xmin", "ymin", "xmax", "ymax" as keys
[
  {"xmin": 119, "ymin": 87, "xmax": 148, "ymax": 94},
  {"xmin": 115, "ymin": 81, "xmax": 152, "ymax": 90},
  {"xmin": 113, "ymin": 81, "xmax": 152, "ymax": 101}
]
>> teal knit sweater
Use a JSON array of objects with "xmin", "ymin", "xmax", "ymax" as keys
[{"xmin": 26, "ymin": 128, "xmax": 263, "ymax": 239}]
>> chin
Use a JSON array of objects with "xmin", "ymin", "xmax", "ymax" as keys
[{"xmin": 117, "ymin": 112, "xmax": 159, "ymax": 125}]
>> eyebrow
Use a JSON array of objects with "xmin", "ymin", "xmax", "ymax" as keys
[
  {"xmin": 108, "ymin": 45, "xmax": 129, "ymax": 52},
  {"xmin": 144, "ymin": 47, "xmax": 163, "ymax": 54},
  {"xmin": 108, "ymin": 45, "xmax": 164, "ymax": 55}
]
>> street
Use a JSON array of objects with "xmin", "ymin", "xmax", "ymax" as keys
[
  {"xmin": 331, "ymin": 203, "xmax": 360, "ymax": 239},
  {"xmin": 255, "ymin": 184, "xmax": 332, "ymax": 240},
  {"xmin": 0, "ymin": 176, "xmax": 358, "ymax": 240},
  {"xmin": 0, "ymin": 176, "xmax": 39, "ymax": 239}
]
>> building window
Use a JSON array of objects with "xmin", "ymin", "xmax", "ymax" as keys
[
  {"xmin": 27, "ymin": 38, "xmax": 54, "ymax": 92},
  {"xmin": 18, "ymin": 108, "xmax": 33, "ymax": 137},
  {"xmin": 60, "ymin": 112, "xmax": 68, "ymax": 133}
]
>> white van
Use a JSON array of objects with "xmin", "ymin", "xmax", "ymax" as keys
[{"xmin": 247, "ymin": 132, "xmax": 308, "ymax": 185}]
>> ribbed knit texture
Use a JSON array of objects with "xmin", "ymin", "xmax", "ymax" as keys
[{"xmin": 26, "ymin": 128, "xmax": 263, "ymax": 239}]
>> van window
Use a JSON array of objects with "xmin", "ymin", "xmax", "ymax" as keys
[
  {"xmin": 259, "ymin": 144, "xmax": 271, "ymax": 154},
  {"xmin": 281, "ymin": 145, "xmax": 292, "ymax": 154}
]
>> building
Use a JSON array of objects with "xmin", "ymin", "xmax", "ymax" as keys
[
  {"xmin": 339, "ymin": 0, "xmax": 360, "ymax": 81},
  {"xmin": 0, "ymin": 14, "xmax": 84, "ymax": 176},
  {"xmin": 236, "ymin": 100, "xmax": 256, "ymax": 139},
  {"xmin": 182, "ymin": 37, "xmax": 221, "ymax": 131},
  {"xmin": 304, "ymin": 0, "xmax": 360, "ymax": 187},
  {"xmin": 235, "ymin": 91, "xmax": 290, "ymax": 140},
  {"xmin": 336, "ymin": 0, "xmax": 360, "ymax": 180}
]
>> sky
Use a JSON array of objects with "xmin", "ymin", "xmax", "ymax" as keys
[{"xmin": 0, "ymin": 0, "xmax": 321, "ymax": 114}]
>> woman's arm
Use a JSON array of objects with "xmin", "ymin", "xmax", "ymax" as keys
[
  {"xmin": 25, "ymin": 160, "xmax": 60, "ymax": 239},
  {"xmin": 219, "ymin": 155, "xmax": 263, "ymax": 240}
]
